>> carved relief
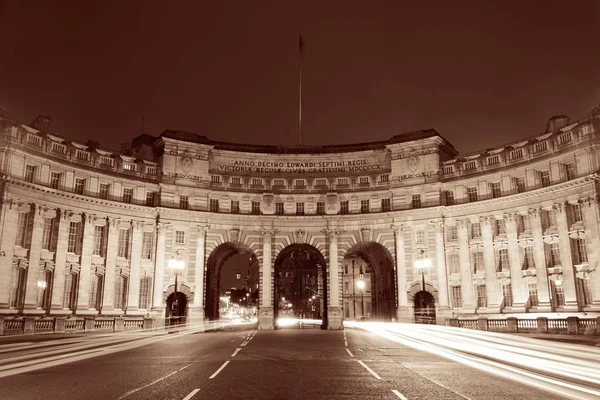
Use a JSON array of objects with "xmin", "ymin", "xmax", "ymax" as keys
[
  {"xmin": 230, "ymin": 228, "xmax": 240, "ymax": 242},
  {"xmin": 407, "ymin": 153, "xmax": 420, "ymax": 172},
  {"xmin": 294, "ymin": 229, "xmax": 306, "ymax": 244},
  {"xmin": 180, "ymin": 151, "xmax": 194, "ymax": 174},
  {"xmin": 553, "ymin": 202, "xmax": 565, "ymax": 214},
  {"xmin": 360, "ymin": 228, "xmax": 372, "ymax": 242}
]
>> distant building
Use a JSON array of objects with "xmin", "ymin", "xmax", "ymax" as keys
[{"xmin": 0, "ymin": 112, "xmax": 598, "ymax": 331}]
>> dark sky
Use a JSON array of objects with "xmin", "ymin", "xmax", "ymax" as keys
[{"xmin": 1, "ymin": 1, "xmax": 599, "ymax": 155}]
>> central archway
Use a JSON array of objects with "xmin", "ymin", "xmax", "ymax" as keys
[
  {"xmin": 414, "ymin": 290, "xmax": 436, "ymax": 324},
  {"xmin": 274, "ymin": 244, "xmax": 328, "ymax": 329}
]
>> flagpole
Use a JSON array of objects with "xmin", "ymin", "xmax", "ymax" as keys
[{"xmin": 298, "ymin": 34, "xmax": 303, "ymax": 146}]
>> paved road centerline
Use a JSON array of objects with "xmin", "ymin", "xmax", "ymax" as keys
[
  {"xmin": 346, "ymin": 349, "xmax": 354, "ymax": 357},
  {"xmin": 117, "ymin": 364, "xmax": 191, "ymax": 399},
  {"xmin": 182, "ymin": 388, "xmax": 200, "ymax": 400},
  {"xmin": 357, "ymin": 360, "xmax": 382, "ymax": 380},
  {"xmin": 209, "ymin": 361, "xmax": 230, "ymax": 379},
  {"xmin": 231, "ymin": 348, "xmax": 242, "ymax": 357},
  {"xmin": 392, "ymin": 389, "xmax": 408, "ymax": 399}
]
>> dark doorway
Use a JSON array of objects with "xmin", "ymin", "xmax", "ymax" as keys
[
  {"xmin": 414, "ymin": 290, "xmax": 436, "ymax": 324},
  {"xmin": 274, "ymin": 244, "xmax": 328, "ymax": 329},
  {"xmin": 166, "ymin": 292, "xmax": 188, "ymax": 325}
]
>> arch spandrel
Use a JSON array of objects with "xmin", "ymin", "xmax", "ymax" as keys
[
  {"xmin": 407, "ymin": 281, "xmax": 439, "ymax": 303},
  {"xmin": 205, "ymin": 228, "xmax": 263, "ymax": 266},
  {"xmin": 163, "ymin": 283, "xmax": 192, "ymax": 302}
]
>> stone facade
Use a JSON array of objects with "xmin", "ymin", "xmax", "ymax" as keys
[{"xmin": 0, "ymin": 113, "xmax": 599, "ymax": 330}]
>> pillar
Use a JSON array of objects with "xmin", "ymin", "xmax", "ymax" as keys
[
  {"xmin": 101, "ymin": 217, "xmax": 120, "ymax": 314},
  {"xmin": 481, "ymin": 216, "xmax": 501, "ymax": 312},
  {"xmin": 189, "ymin": 224, "xmax": 208, "ymax": 322},
  {"xmin": 0, "ymin": 201, "xmax": 18, "ymax": 308},
  {"xmin": 505, "ymin": 212, "xmax": 527, "ymax": 311},
  {"xmin": 326, "ymin": 228, "xmax": 342, "ymax": 329},
  {"xmin": 23, "ymin": 204, "xmax": 45, "ymax": 311},
  {"xmin": 457, "ymin": 219, "xmax": 475, "ymax": 313},
  {"xmin": 258, "ymin": 228, "xmax": 275, "ymax": 330},
  {"xmin": 152, "ymin": 222, "xmax": 167, "ymax": 310},
  {"xmin": 554, "ymin": 202, "xmax": 579, "ymax": 310},
  {"xmin": 50, "ymin": 210, "xmax": 71, "ymax": 314},
  {"xmin": 75, "ymin": 213, "xmax": 95, "ymax": 314},
  {"xmin": 433, "ymin": 221, "xmax": 450, "ymax": 322},
  {"xmin": 126, "ymin": 221, "xmax": 143, "ymax": 313},
  {"xmin": 392, "ymin": 224, "xmax": 410, "ymax": 322},
  {"xmin": 529, "ymin": 208, "xmax": 551, "ymax": 310},
  {"xmin": 581, "ymin": 196, "xmax": 600, "ymax": 310}
]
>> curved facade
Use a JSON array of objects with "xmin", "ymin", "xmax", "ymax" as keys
[{"xmin": 1, "ymin": 112, "xmax": 599, "ymax": 330}]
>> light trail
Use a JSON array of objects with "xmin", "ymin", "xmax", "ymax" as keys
[{"xmin": 346, "ymin": 321, "xmax": 600, "ymax": 400}]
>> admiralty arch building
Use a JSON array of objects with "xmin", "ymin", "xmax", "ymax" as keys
[{"xmin": 0, "ymin": 111, "xmax": 599, "ymax": 330}]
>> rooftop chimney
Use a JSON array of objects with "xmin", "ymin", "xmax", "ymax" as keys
[{"xmin": 545, "ymin": 115, "xmax": 570, "ymax": 133}]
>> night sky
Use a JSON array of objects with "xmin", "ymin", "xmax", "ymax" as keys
[{"xmin": 1, "ymin": 1, "xmax": 599, "ymax": 155}]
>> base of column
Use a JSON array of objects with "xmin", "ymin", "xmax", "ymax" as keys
[
  {"xmin": 258, "ymin": 307, "xmax": 274, "ymax": 330},
  {"xmin": 435, "ymin": 306, "xmax": 452, "ymax": 325},
  {"xmin": 49, "ymin": 308, "xmax": 72, "ymax": 316},
  {"xmin": 396, "ymin": 306, "xmax": 413, "ymax": 323},
  {"xmin": 21, "ymin": 309, "xmax": 47, "ymax": 316},
  {"xmin": 187, "ymin": 308, "xmax": 205, "ymax": 324},
  {"xmin": 327, "ymin": 307, "xmax": 343, "ymax": 330},
  {"xmin": 149, "ymin": 307, "xmax": 166, "ymax": 328},
  {"xmin": 74, "ymin": 309, "xmax": 99, "ymax": 316}
]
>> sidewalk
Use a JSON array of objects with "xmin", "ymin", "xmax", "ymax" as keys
[{"xmin": 515, "ymin": 333, "xmax": 600, "ymax": 347}]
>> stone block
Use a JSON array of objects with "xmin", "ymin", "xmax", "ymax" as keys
[
  {"xmin": 0, "ymin": 316, "xmax": 4, "ymax": 335},
  {"xmin": 23, "ymin": 317, "xmax": 35, "ymax": 334},
  {"xmin": 566, "ymin": 316, "xmax": 579, "ymax": 334},
  {"xmin": 446, "ymin": 318, "xmax": 459, "ymax": 327},
  {"xmin": 143, "ymin": 318, "xmax": 156, "ymax": 331},
  {"xmin": 114, "ymin": 317, "xmax": 124, "ymax": 332},
  {"xmin": 84, "ymin": 317, "xmax": 95, "ymax": 332},
  {"xmin": 536, "ymin": 317, "xmax": 548, "ymax": 333},
  {"xmin": 54, "ymin": 317, "xmax": 66, "ymax": 333},
  {"xmin": 477, "ymin": 317, "xmax": 488, "ymax": 331},
  {"xmin": 507, "ymin": 317, "xmax": 518, "ymax": 333}
]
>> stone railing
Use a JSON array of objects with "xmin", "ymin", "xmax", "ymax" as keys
[
  {"xmin": 447, "ymin": 316, "xmax": 600, "ymax": 335},
  {"xmin": 0, "ymin": 316, "xmax": 154, "ymax": 336}
]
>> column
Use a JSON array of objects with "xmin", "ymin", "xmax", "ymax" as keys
[
  {"xmin": 126, "ymin": 221, "xmax": 143, "ymax": 313},
  {"xmin": 190, "ymin": 225, "xmax": 207, "ymax": 322},
  {"xmin": 433, "ymin": 222, "xmax": 449, "ymax": 308},
  {"xmin": 481, "ymin": 216, "xmax": 501, "ymax": 311},
  {"xmin": 457, "ymin": 219, "xmax": 475, "ymax": 313},
  {"xmin": 326, "ymin": 228, "xmax": 342, "ymax": 329},
  {"xmin": 101, "ymin": 217, "xmax": 120, "ymax": 313},
  {"xmin": 529, "ymin": 208, "xmax": 551, "ymax": 310},
  {"xmin": 581, "ymin": 197, "xmax": 600, "ymax": 308},
  {"xmin": 0, "ymin": 201, "xmax": 19, "ymax": 307},
  {"xmin": 75, "ymin": 213, "xmax": 95, "ymax": 313},
  {"xmin": 505, "ymin": 212, "xmax": 527, "ymax": 311},
  {"xmin": 50, "ymin": 210, "xmax": 71, "ymax": 313},
  {"xmin": 391, "ymin": 224, "xmax": 408, "ymax": 318},
  {"xmin": 152, "ymin": 222, "xmax": 167, "ymax": 309},
  {"xmin": 258, "ymin": 228, "xmax": 275, "ymax": 330},
  {"xmin": 554, "ymin": 202, "xmax": 579, "ymax": 310},
  {"xmin": 23, "ymin": 204, "xmax": 44, "ymax": 310}
]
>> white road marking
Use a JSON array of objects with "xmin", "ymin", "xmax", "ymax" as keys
[
  {"xmin": 231, "ymin": 348, "xmax": 242, "ymax": 357},
  {"xmin": 240, "ymin": 340, "xmax": 249, "ymax": 347},
  {"xmin": 346, "ymin": 349, "xmax": 354, "ymax": 357},
  {"xmin": 357, "ymin": 360, "xmax": 382, "ymax": 380},
  {"xmin": 209, "ymin": 361, "xmax": 230, "ymax": 379},
  {"xmin": 392, "ymin": 389, "xmax": 408, "ymax": 399},
  {"xmin": 117, "ymin": 364, "xmax": 191, "ymax": 399},
  {"xmin": 344, "ymin": 340, "xmax": 348, "ymax": 347},
  {"xmin": 182, "ymin": 388, "xmax": 200, "ymax": 400}
]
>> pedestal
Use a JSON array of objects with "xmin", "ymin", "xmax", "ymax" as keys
[
  {"xmin": 187, "ymin": 308, "xmax": 205, "ymax": 324},
  {"xmin": 258, "ymin": 307, "xmax": 274, "ymax": 330},
  {"xmin": 396, "ymin": 306, "xmax": 413, "ymax": 323},
  {"xmin": 150, "ymin": 307, "xmax": 166, "ymax": 328},
  {"xmin": 435, "ymin": 306, "xmax": 452, "ymax": 325},
  {"xmin": 328, "ymin": 307, "xmax": 343, "ymax": 330}
]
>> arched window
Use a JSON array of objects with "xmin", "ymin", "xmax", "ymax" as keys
[
  {"xmin": 448, "ymin": 253, "xmax": 460, "ymax": 274},
  {"xmin": 114, "ymin": 275, "xmax": 128, "ymax": 310},
  {"xmin": 139, "ymin": 277, "xmax": 152, "ymax": 310}
]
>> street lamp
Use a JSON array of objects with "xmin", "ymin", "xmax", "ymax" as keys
[
  {"xmin": 168, "ymin": 255, "xmax": 185, "ymax": 324},
  {"xmin": 414, "ymin": 249, "xmax": 432, "ymax": 291},
  {"xmin": 357, "ymin": 279, "xmax": 365, "ymax": 320}
]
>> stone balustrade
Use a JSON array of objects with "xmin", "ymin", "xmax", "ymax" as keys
[
  {"xmin": 446, "ymin": 316, "xmax": 600, "ymax": 335},
  {"xmin": 0, "ymin": 316, "xmax": 154, "ymax": 336}
]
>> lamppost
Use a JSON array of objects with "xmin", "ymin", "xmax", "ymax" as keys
[
  {"xmin": 357, "ymin": 279, "xmax": 365, "ymax": 320},
  {"xmin": 168, "ymin": 254, "xmax": 185, "ymax": 325},
  {"xmin": 414, "ymin": 249, "xmax": 432, "ymax": 292}
]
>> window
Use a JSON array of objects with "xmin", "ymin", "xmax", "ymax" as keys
[
  {"xmin": 510, "ymin": 148, "xmax": 524, "ymax": 160},
  {"xmin": 122, "ymin": 187, "xmax": 133, "ymax": 204},
  {"xmin": 552, "ymin": 281, "xmax": 565, "ymax": 307},
  {"xmin": 581, "ymin": 278, "xmax": 593, "ymax": 306},
  {"xmin": 502, "ymin": 284, "xmax": 513, "ymax": 307},
  {"xmin": 89, "ymin": 275, "xmax": 102, "ymax": 310},
  {"xmin": 99, "ymin": 183, "xmax": 109, "ymax": 200},
  {"xmin": 139, "ymin": 277, "xmax": 152, "ymax": 309},
  {"xmin": 491, "ymin": 182, "xmax": 501, "ymax": 198},
  {"xmin": 250, "ymin": 178, "xmax": 262, "ymax": 187},
  {"xmin": 123, "ymin": 162, "xmax": 136, "ymax": 172},
  {"xmin": 449, "ymin": 253, "xmax": 460, "ymax": 274},
  {"xmin": 142, "ymin": 231, "xmax": 153, "ymax": 259},
  {"xmin": 296, "ymin": 202, "xmax": 305, "ymax": 216},
  {"xmin": 68, "ymin": 222, "xmax": 81, "ymax": 253},
  {"xmin": 210, "ymin": 199, "xmax": 219, "ymax": 212},
  {"xmin": 340, "ymin": 200, "xmax": 349, "ymax": 215},
  {"xmin": 93, "ymin": 225, "xmax": 105, "ymax": 256},
  {"xmin": 359, "ymin": 176, "xmax": 369, "ymax": 185},
  {"xmin": 315, "ymin": 178, "xmax": 327, "ymax": 187},
  {"xmin": 275, "ymin": 202, "xmax": 284, "ymax": 215},
  {"xmin": 411, "ymin": 194, "xmax": 421, "ymax": 209},
  {"xmin": 540, "ymin": 170, "xmax": 551, "ymax": 187},
  {"xmin": 337, "ymin": 177, "xmax": 349, "ymax": 186},
  {"xmin": 50, "ymin": 172, "xmax": 61, "ymax": 189},
  {"xmin": 495, "ymin": 219, "xmax": 506, "ymax": 236},
  {"xmin": 317, "ymin": 202, "xmax": 325, "ymax": 215},
  {"xmin": 473, "ymin": 251, "xmax": 484, "ymax": 273},
  {"xmin": 541, "ymin": 209, "xmax": 557, "ymax": 231},
  {"xmin": 179, "ymin": 195, "xmax": 189, "ymax": 210},
  {"xmin": 146, "ymin": 192, "xmax": 156, "ymax": 207},
  {"xmin": 272, "ymin": 179, "xmax": 285, "ymax": 188},
  {"xmin": 175, "ymin": 230, "xmax": 186, "ymax": 245},
  {"xmin": 24, "ymin": 165, "xmax": 36, "ymax": 183},
  {"xmin": 42, "ymin": 217, "xmax": 55, "ymax": 250},
  {"xmin": 442, "ymin": 190, "xmax": 455, "ymax": 206},
  {"xmin": 231, "ymin": 177, "xmax": 242, "ymax": 185},
  {"xmin": 344, "ymin": 281, "xmax": 349, "ymax": 294},
  {"xmin": 468, "ymin": 187, "xmax": 478, "ymax": 202},
  {"xmin": 379, "ymin": 174, "xmax": 389, "ymax": 183},
  {"xmin": 114, "ymin": 275, "xmax": 127, "ymax": 310},
  {"xmin": 523, "ymin": 246, "xmax": 534, "ymax": 269},
  {"xmin": 518, "ymin": 214, "xmax": 531, "ymax": 233},
  {"xmin": 572, "ymin": 238, "xmax": 588, "ymax": 265},
  {"xmin": 447, "ymin": 226, "xmax": 458, "ymax": 241},
  {"xmin": 471, "ymin": 222, "xmax": 481, "ymax": 239},
  {"xmin": 497, "ymin": 249, "xmax": 510, "ymax": 271},
  {"xmin": 451, "ymin": 286, "xmax": 462, "ymax": 308},
  {"xmin": 567, "ymin": 202, "xmax": 583, "ymax": 225},
  {"xmin": 360, "ymin": 200, "xmax": 369, "ymax": 213},
  {"xmin": 443, "ymin": 165, "xmax": 454, "ymax": 174},
  {"xmin": 211, "ymin": 175, "xmax": 221, "ymax": 183},
  {"xmin": 63, "ymin": 273, "xmax": 77, "ymax": 310},
  {"xmin": 564, "ymin": 162, "xmax": 576, "ymax": 180},
  {"xmin": 533, "ymin": 141, "xmax": 548, "ymax": 153},
  {"xmin": 415, "ymin": 229, "xmax": 425, "ymax": 244},
  {"xmin": 295, "ymin": 179, "xmax": 306, "ymax": 188},
  {"xmin": 487, "ymin": 155, "xmax": 500, "ymax": 165},
  {"xmin": 15, "ymin": 212, "xmax": 29, "ymax": 247},
  {"xmin": 545, "ymin": 242, "xmax": 561, "ymax": 267},
  {"xmin": 252, "ymin": 201, "xmax": 261, "ymax": 215},
  {"xmin": 528, "ymin": 282, "xmax": 539, "ymax": 307},
  {"xmin": 9, "ymin": 264, "xmax": 26, "ymax": 308},
  {"xmin": 381, "ymin": 198, "xmax": 391, "ymax": 212},
  {"xmin": 476, "ymin": 285, "xmax": 487, "ymax": 308},
  {"xmin": 74, "ymin": 178, "xmax": 85, "ymax": 195},
  {"xmin": 515, "ymin": 177, "xmax": 526, "ymax": 193},
  {"xmin": 464, "ymin": 160, "xmax": 477, "ymax": 171},
  {"xmin": 231, "ymin": 200, "xmax": 240, "ymax": 214},
  {"xmin": 117, "ymin": 228, "xmax": 130, "ymax": 258}
]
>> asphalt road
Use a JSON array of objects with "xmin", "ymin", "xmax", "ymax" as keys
[{"xmin": 0, "ymin": 324, "xmax": 592, "ymax": 400}]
